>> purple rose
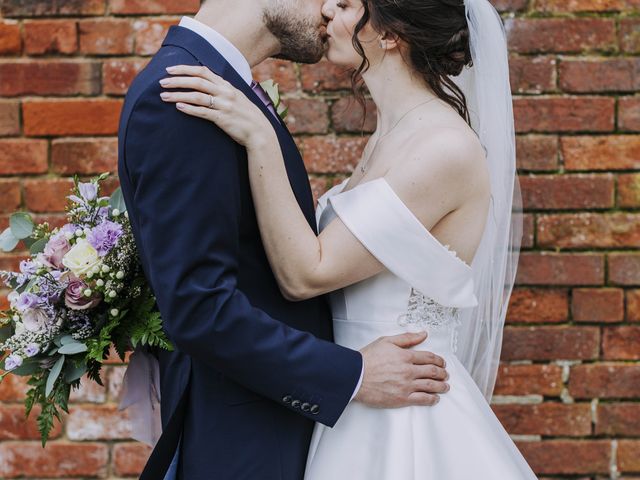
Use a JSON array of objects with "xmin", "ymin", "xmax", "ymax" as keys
[
  {"xmin": 78, "ymin": 182, "xmax": 98, "ymax": 202},
  {"xmin": 65, "ymin": 275, "xmax": 101, "ymax": 311},
  {"xmin": 25, "ymin": 343, "xmax": 40, "ymax": 357},
  {"xmin": 15, "ymin": 292, "xmax": 39, "ymax": 312},
  {"xmin": 86, "ymin": 220, "xmax": 123, "ymax": 257},
  {"xmin": 42, "ymin": 233, "xmax": 71, "ymax": 270},
  {"xmin": 4, "ymin": 354, "xmax": 23, "ymax": 371}
]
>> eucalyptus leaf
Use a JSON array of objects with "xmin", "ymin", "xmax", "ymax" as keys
[
  {"xmin": 29, "ymin": 237, "xmax": 48, "ymax": 255},
  {"xmin": 45, "ymin": 355, "xmax": 65, "ymax": 397},
  {"xmin": 0, "ymin": 228, "xmax": 19, "ymax": 252},
  {"xmin": 59, "ymin": 335, "xmax": 77, "ymax": 346},
  {"xmin": 58, "ymin": 343, "xmax": 88, "ymax": 355},
  {"xmin": 11, "ymin": 359, "xmax": 41, "ymax": 377},
  {"xmin": 53, "ymin": 335, "xmax": 64, "ymax": 348},
  {"xmin": 109, "ymin": 188, "xmax": 126, "ymax": 213},
  {"xmin": 48, "ymin": 347, "xmax": 59, "ymax": 356},
  {"xmin": 10, "ymin": 213, "xmax": 34, "ymax": 240},
  {"xmin": 64, "ymin": 362, "xmax": 87, "ymax": 383}
]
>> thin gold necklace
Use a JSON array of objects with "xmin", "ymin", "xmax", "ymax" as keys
[{"xmin": 360, "ymin": 97, "xmax": 438, "ymax": 173}]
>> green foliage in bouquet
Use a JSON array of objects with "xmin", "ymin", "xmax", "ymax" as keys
[{"xmin": 0, "ymin": 174, "xmax": 172, "ymax": 446}]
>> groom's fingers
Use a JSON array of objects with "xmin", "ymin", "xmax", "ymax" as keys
[
  {"xmin": 406, "ymin": 392, "xmax": 440, "ymax": 406},
  {"xmin": 410, "ymin": 350, "xmax": 446, "ymax": 368},
  {"xmin": 411, "ymin": 364, "xmax": 448, "ymax": 381},
  {"xmin": 386, "ymin": 331, "xmax": 427, "ymax": 348},
  {"xmin": 412, "ymin": 379, "xmax": 449, "ymax": 394}
]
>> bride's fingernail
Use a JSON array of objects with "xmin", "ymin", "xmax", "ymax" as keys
[
  {"xmin": 159, "ymin": 78, "xmax": 170, "ymax": 86},
  {"xmin": 160, "ymin": 92, "xmax": 169, "ymax": 100},
  {"xmin": 166, "ymin": 66, "xmax": 177, "ymax": 72},
  {"xmin": 176, "ymin": 103, "xmax": 185, "ymax": 110}
]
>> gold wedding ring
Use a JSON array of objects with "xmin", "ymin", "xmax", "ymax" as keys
[{"xmin": 208, "ymin": 94, "xmax": 215, "ymax": 109}]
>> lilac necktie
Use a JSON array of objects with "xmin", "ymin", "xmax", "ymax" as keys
[{"xmin": 251, "ymin": 80, "xmax": 279, "ymax": 120}]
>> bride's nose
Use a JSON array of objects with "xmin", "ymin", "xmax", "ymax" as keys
[{"xmin": 321, "ymin": 0, "xmax": 335, "ymax": 21}]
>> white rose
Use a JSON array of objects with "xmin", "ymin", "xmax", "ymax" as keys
[
  {"xmin": 22, "ymin": 308, "xmax": 48, "ymax": 333},
  {"xmin": 62, "ymin": 239, "xmax": 102, "ymax": 277}
]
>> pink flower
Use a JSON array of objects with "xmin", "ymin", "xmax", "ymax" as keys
[
  {"xmin": 64, "ymin": 275, "xmax": 101, "ymax": 311},
  {"xmin": 42, "ymin": 233, "xmax": 71, "ymax": 270}
]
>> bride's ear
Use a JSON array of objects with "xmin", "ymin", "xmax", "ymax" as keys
[{"xmin": 378, "ymin": 32, "xmax": 400, "ymax": 51}]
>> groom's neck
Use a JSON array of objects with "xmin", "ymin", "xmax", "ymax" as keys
[{"xmin": 194, "ymin": 1, "xmax": 280, "ymax": 68}]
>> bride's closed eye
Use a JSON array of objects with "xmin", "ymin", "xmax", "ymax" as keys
[{"xmin": 336, "ymin": 1, "xmax": 348, "ymax": 9}]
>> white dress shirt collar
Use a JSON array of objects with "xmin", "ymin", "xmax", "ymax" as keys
[{"xmin": 179, "ymin": 16, "xmax": 252, "ymax": 85}]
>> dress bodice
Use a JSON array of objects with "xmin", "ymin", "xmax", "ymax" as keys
[{"xmin": 316, "ymin": 178, "xmax": 478, "ymax": 354}]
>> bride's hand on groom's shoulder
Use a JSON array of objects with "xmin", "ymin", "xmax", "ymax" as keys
[
  {"xmin": 159, "ymin": 65, "xmax": 274, "ymax": 148},
  {"xmin": 355, "ymin": 331, "xmax": 450, "ymax": 408}
]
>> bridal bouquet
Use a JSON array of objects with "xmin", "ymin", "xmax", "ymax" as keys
[{"xmin": 0, "ymin": 174, "xmax": 172, "ymax": 446}]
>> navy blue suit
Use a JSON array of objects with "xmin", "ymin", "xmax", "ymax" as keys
[{"xmin": 117, "ymin": 26, "xmax": 362, "ymax": 480}]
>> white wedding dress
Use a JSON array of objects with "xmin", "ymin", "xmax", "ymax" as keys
[{"xmin": 305, "ymin": 178, "xmax": 538, "ymax": 480}]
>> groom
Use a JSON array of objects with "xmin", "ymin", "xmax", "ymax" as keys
[{"xmin": 118, "ymin": 0, "xmax": 449, "ymax": 478}]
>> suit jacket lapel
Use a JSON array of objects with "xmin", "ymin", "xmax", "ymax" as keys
[{"xmin": 161, "ymin": 26, "xmax": 317, "ymax": 232}]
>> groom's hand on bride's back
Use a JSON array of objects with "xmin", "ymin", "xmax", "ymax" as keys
[{"xmin": 354, "ymin": 332, "xmax": 450, "ymax": 408}]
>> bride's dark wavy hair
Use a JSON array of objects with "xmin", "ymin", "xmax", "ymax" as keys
[{"xmin": 351, "ymin": 0, "xmax": 473, "ymax": 124}]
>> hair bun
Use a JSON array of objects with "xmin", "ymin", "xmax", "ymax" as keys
[{"xmin": 440, "ymin": 27, "xmax": 472, "ymax": 76}]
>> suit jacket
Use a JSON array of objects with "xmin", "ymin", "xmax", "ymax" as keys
[{"xmin": 117, "ymin": 26, "xmax": 362, "ymax": 480}]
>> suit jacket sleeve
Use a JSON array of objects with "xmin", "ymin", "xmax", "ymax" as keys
[{"xmin": 121, "ymin": 84, "xmax": 362, "ymax": 427}]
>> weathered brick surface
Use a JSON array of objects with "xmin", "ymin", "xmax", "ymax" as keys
[{"xmin": 0, "ymin": 2, "xmax": 638, "ymax": 479}]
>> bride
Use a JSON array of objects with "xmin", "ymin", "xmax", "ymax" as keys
[{"xmin": 160, "ymin": 0, "xmax": 535, "ymax": 477}]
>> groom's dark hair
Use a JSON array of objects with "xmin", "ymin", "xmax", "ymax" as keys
[{"xmin": 351, "ymin": 0, "xmax": 472, "ymax": 124}]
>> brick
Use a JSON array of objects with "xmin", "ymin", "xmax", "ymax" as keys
[
  {"xmin": 569, "ymin": 363, "xmax": 640, "ymax": 398},
  {"xmin": 516, "ymin": 440, "xmax": 611, "ymax": 475},
  {"xmin": 618, "ymin": 173, "xmax": 640, "ymax": 208},
  {"xmin": 597, "ymin": 403, "xmax": 640, "ymax": 435},
  {"xmin": 331, "ymin": 97, "xmax": 377, "ymax": 133},
  {"xmin": 628, "ymin": 289, "xmax": 640, "ymax": 322},
  {"xmin": 1, "ymin": 0, "xmax": 106, "ymax": 16},
  {"xmin": 0, "ymin": 61, "xmax": 101, "ymax": 97},
  {"xmin": 620, "ymin": 18, "xmax": 640, "ymax": 54},
  {"xmin": 52, "ymin": 137, "xmax": 118, "ymax": 175},
  {"xmin": 520, "ymin": 213, "xmax": 534, "ymax": 248},
  {"xmin": 572, "ymin": 288, "xmax": 624, "ymax": 322},
  {"xmin": 516, "ymin": 135, "xmax": 558, "ymax": 172},
  {"xmin": 501, "ymin": 325, "xmax": 599, "ymax": 360},
  {"xmin": 298, "ymin": 136, "xmax": 368, "ymax": 173},
  {"xmin": 520, "ymin": 174, "xmax": 614, "ymax": 210},
  {"xmin": 516, "ymin": 253, "xmax": 604, "ymax": 286},
  {"xmin": 609, "ymin": 253, "xmax": 640, "ymax": 286},
  {"xmin": 0, "ymin": 375, "xmax": 28, "ymax": 402},
  {"xmin": 301, "ymin": 60, "xmax": 352, "ymax": 92},
  {"xmin": 107, "ymin": 365, "xmax": 127, "ymax": 401},
  {"xmin": 494, "ymin": 364, "xmax": 564, "ymax": 396},
  {"xmin": 113, "ymin": 442, "xmax": 152, "ymax": 477},
  {"xmin": 559, "ymin": 58, "xmax": 640, "ymax": 93},
  {"xmin": 67, "ymin": 405, "xmax": 132, "ymax": 440},
  {"xmin": 285, "ymin": 98, "xmax": 329, "ymax": 134},
  {"xmin": 491, "ymin": 0, "xmax": 529, "ymax": 11},
  {"xmin": 79, "ymin": 19, "xmax": 134, "ymax": 55},
  {"xmin": 0, "ymin": 405, "xmax": 62, "ymax": 440},
  {"xmin": 602, "ymin": 326, "xmax": 640, "ymax": 360},
  {"xmin": 110, "ymin": 0, "xmax": 200, "ymax": 14},
  {"xmin": 506, "ymin": 287, "xmax": 569, "ymax": 323},
  {"xmin": 0, "ymin": 253, "xmax": 24, "ymax": 272},
  {"xmin": 510, "ymin": 55, "xmax": 556, "ymax": 94},
  {"xmin": 562, "ymin": 135, "xmax": 640, "ymax": 170},
  {"xmin": 619, "ymin": 440, "xmax": 640, "ymax": 472},
  {"xmin": 24, "ymin": 20, "xmax": 77, "ymax": 55},
  {"xmin": 537, "ymin": 213, "xmax": 640, "ymax": 248},
  {"xmin": 619, "ymin": 96, "xmax": 640, "ymax": 131},
  {"xmin": 514, "ymin": 97, "xmax": 615, "ymax": 133},
  {"xmin": 536, "ymin": 0, "xmax": 640, "ymax": 11},
  {"xmin": 24, "ymin": 178, "xmax": 74, "ymax": 213},
  {"xmin": 492, "ymin": 403, "xmax": 592, "ymax": 436},
  {"xmin": 0, "ymin": 139, "xmax": 48, "ymax": 174},
  {"xmin": 69, "ymin": 374, "xmax": 107, "ymax": 403},
  {"xmin": 251, "ymin": 59, "xmax": 298, "ymax": 93},
  {"xmin": 0, "ymin": 21, "xmax": 21, "ymax": 55},
  {"xmin": 0, "ymin": 180, "xmax": 21, "ymax": 214},
  {"xmin": 103, "ymin": 58, "xmax": 148, "ymax": 95},
  {"xmin": 0, "ymin": 441, "xmax": 108, "ymax": 478},
  {"xmin": 23, "ymin": 99, "xmax": 123, "ymax": 136},
  {"xmin": 133, "ymin": 18, "xmax": 177, "ymax": 56},
  {"xmin": 505, "ymin": 18, "xmax": 617, "ymax": 54},
  {"xmin": 0, "ymin": 101, "xmax": 20, "ymax": 136}
]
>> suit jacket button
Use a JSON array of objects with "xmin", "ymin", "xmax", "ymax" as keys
[
  {"xmin": 291, "ymin": 399, "xmax": 301, "ymax": 408},
  {"xmin": 310, "ymin": 404, "xmax": 320, "ymax": 415},
  {"xmin": 282, "ymin": 395, "xmax": 292, "ymax": 404},
  {"xmin": 301, "ymin": 402, "xmax": 310, "ymax": 412}
]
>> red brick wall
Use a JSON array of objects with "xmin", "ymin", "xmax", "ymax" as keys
[{"xmin": 0, "ymin": 0, "xmax": 639, "ymax": 478}]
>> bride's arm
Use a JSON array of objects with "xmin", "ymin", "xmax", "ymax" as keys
[{"xmin": 159, "ymin": 65, "xmax": 477, "ymax": 300}]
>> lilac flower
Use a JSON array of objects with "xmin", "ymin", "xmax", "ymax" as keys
[
  {"xmin": 4, "ymin": 354, "xmax": 23, "ymax": 371},
  {"xmin": 60, "ymin": 223, "xmax": 77, "ymax": 236},
  {"xmin": 86, "ymin": 220, "xmax": 123, "ymax": 257},
  {"xmin": 15, "ymin": 293, "xmax": 40, "ymax": 312},
  {"xmin": 65, "ymin": 275, "xmax": 101, "ymax": 310},
  {"xmin": 25, "ymin": 343, "xmax": 40, "ymax": 357},
  {"xmin": 19, "ymin": 260, "xmax": 37, "ymax": 275},
  {"xmin": 78, "ymin": 182, "xmax": 98, "ymax": 202}
]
